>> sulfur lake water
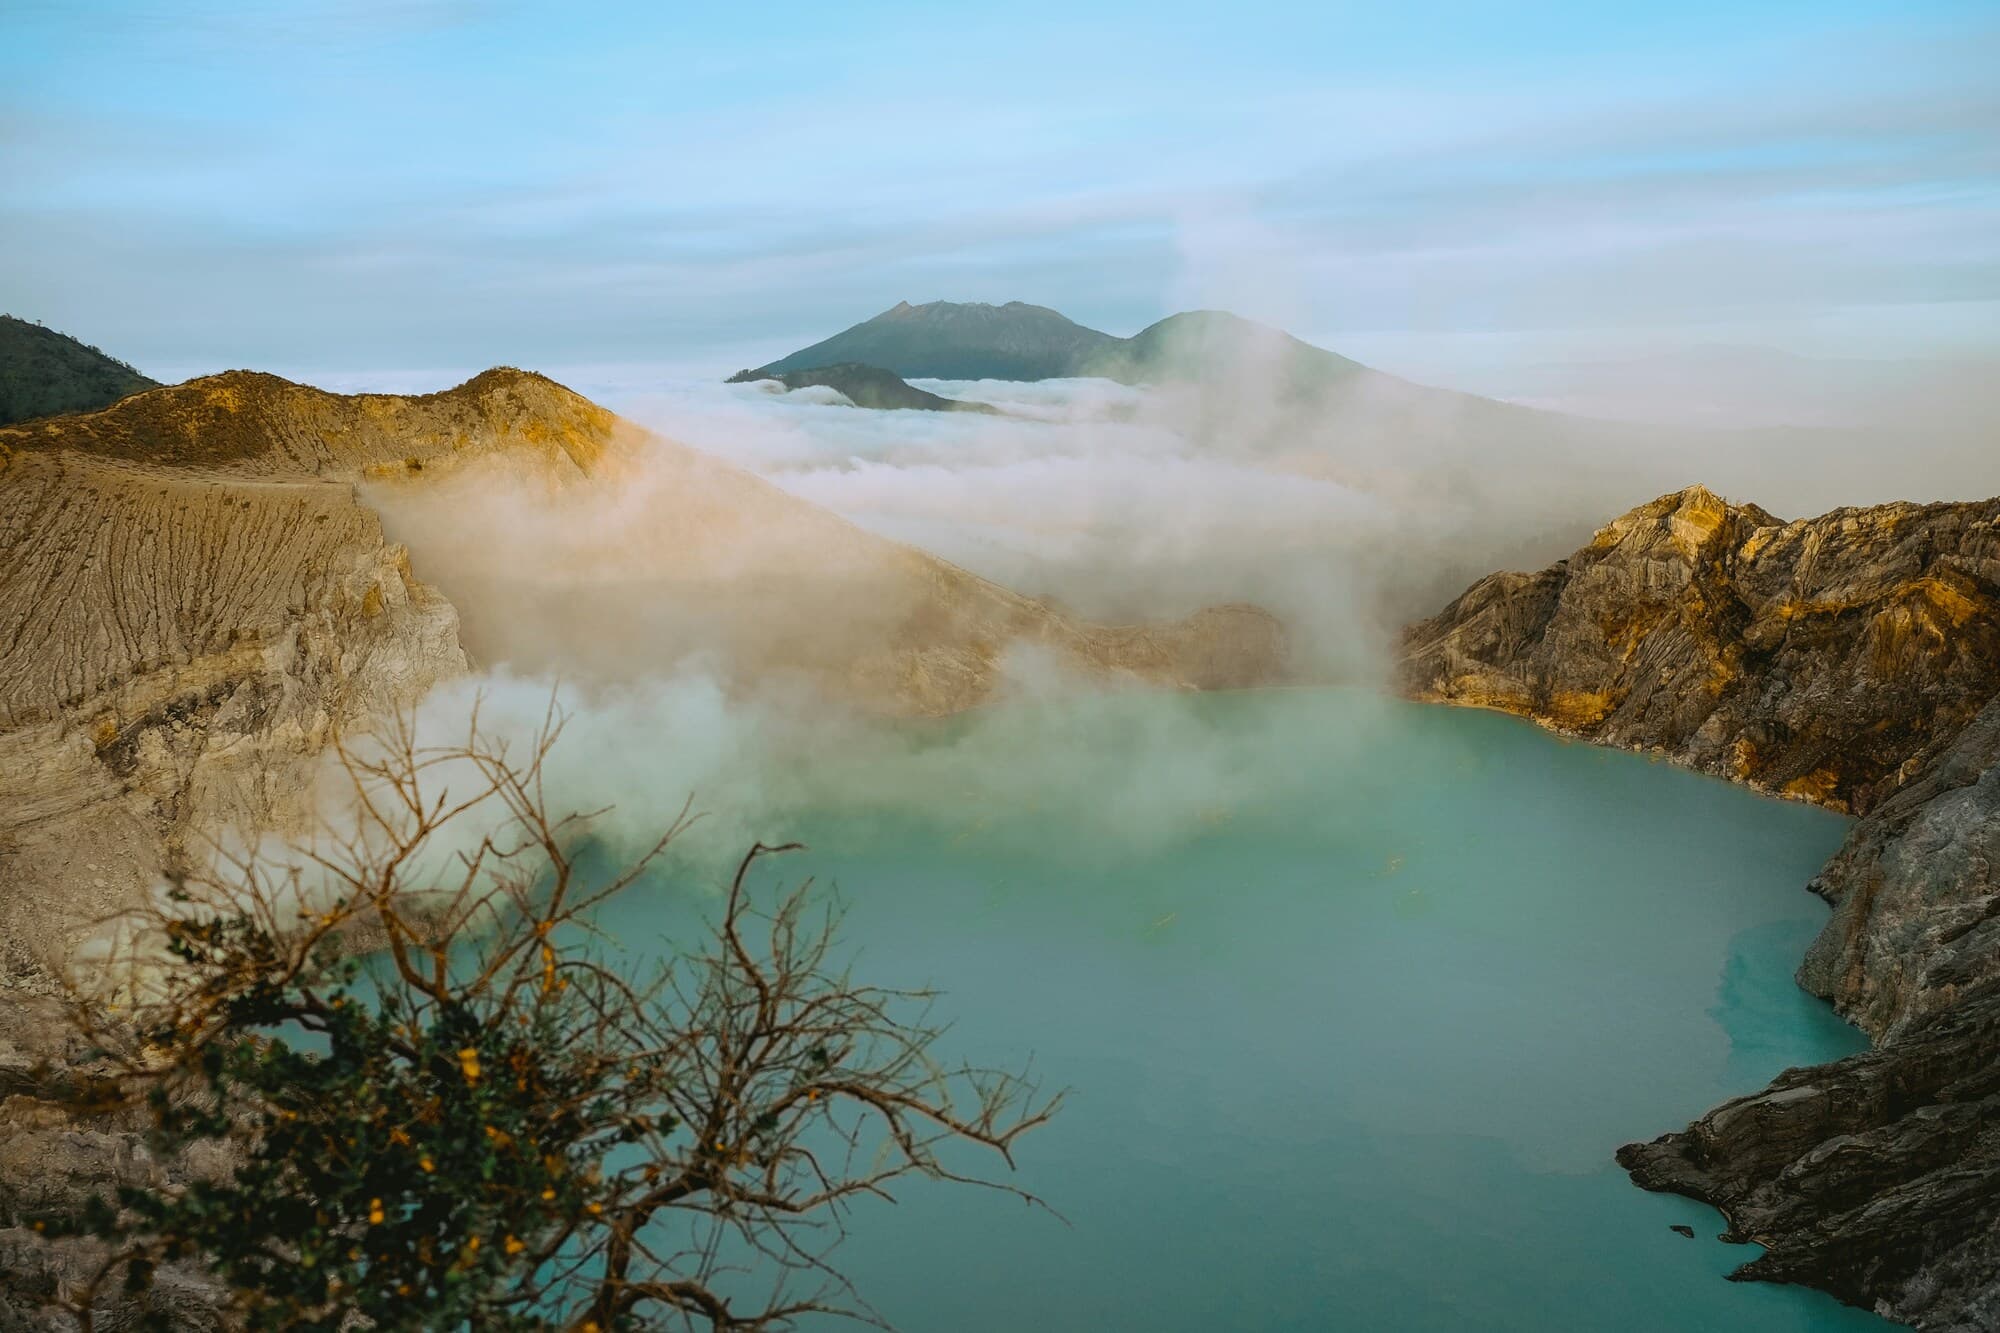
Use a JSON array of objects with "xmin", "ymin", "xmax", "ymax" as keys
[{"xmin": 592, "ymin": 687, "xmax": 1896, "ymax": 1331}]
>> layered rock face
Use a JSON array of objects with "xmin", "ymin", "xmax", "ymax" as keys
[
  {"xmin": 1801, "ymin": 694, "xmax": 2000, "ymax": 1038},
  {"xmin": 0, "ymin": 995, "xmax": 231, "ymax": 1329},
  {"xmin": 1402, "ymin": 485, "xmax": 2000, "ymax": 814},
  {"xmin": 1403, "ymin": 485, "xmax": 2000, "ymax": 1328},
  {"xmin": 0, "ymin": 368, "xmax": 617, "ymax": 983},
  {"xmin": 0, "ymin": 373, "xmax": 548, "ymax": 982},
  {"xmin": 1617, "ymin": 979, "xmax": 2000, "ymax": 1332}
]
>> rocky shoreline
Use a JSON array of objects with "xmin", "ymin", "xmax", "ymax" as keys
[{"xmin": 1404, "ymin": 485, "xmax": 2000, "ymax": 1329}]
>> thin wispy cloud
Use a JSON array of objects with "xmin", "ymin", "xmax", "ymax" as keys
[{"xmin": 3, "ymin": 1, "xmax": 1994, "ymax": 378}]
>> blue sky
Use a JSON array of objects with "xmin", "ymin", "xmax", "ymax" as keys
[{"xmin": 3, "ymin": 0, "xmax": 1995, "ymax": 380}]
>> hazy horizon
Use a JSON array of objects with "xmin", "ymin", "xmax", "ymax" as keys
[{"xmin": 6, "ymin": 0, "xmax": 1996, "ymax": 392}]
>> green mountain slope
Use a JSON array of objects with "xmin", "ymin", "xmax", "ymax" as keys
[
  {"xmin": 753, "ymin": 301, "xmax": 1119, "ymax": 380},
  {"xmin": 0, "ymin": 315, "xmax": 158, "ymax": 426}
]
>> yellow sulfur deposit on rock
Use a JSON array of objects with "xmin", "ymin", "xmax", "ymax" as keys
[{"xmin": 1402, "ymin": 484, "xmax": 2000, "ymax": 815}]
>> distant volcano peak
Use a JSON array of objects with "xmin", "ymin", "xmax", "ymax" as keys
[
  {"xmin": 744, "ymin": 299, "xmax": 1375, "ymax": 389},
  {"xmin": 753, "ymin": 300, "xmax": 1118, "ymax": 380}
]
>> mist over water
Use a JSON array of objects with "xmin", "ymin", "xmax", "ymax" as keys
[
  {"xmin": 352, "ymin": 340, "xmax": 1987, "ymax": 1331},
  {"xmin": 586, "ymin": 362, "xmax": 1999, "ymax": 653},
  {"xmin": 587, "ymin": 688, "xmax": 1891, "ymax": 1332},
  {"xmin": 14, "ymin": 0, "xmax": 1998, "ymax": 1323}
]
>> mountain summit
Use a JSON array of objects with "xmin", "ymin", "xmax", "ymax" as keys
[
  {"xmin": 749, "ymin": 301, "xmax": 1379, "ymax": 393},
  {"xmin": 1084, "ymin": 309, "xmax": 1370, "ymax": 393},
  {"xmin": 752, "ymin": 300, "xmax": 1120, "ymax": 380}
]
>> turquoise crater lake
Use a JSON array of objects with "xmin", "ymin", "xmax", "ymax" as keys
[{"xmin": 598, "ymin": 687, "xmax": 1896, "ymax": 1331}]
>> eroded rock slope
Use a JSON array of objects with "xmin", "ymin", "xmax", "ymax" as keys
[{"xmin": 0, "ymin": 367, "xmax": 615, "ymax": 981}]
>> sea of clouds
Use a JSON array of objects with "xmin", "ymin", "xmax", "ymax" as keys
[{"xmin": 255, "ymin": 358, "xmax": 1998, "ymax": 899}]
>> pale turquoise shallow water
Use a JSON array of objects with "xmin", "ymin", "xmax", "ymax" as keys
[{"xmin": 598, "ymin": 687, "xmax": 1896, "ymax": 1332}]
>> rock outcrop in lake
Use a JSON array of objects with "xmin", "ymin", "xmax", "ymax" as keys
[
  {"xmin": 1404, "ymin": 484, "xmax": 2000, "ymax": 1329},
  {"xmin": 1617, "ymin": 976, "xmax": 2000, "ymax": 1331}
]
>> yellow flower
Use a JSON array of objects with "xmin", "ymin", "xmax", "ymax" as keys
[
  {"xmin": 367, "ymin": 1198, "xmax": 385, "ymax": 1226},
  {"xmin": 419, "ymin": 1157, "xmax": 434, "ymax": 1173},
  {"xmin": 504, "ymin": 1234, "xmax": 526, "ymax": 1256},
  {"xmin": 458, "ymin": 1048, "xmax": 482, "ymax": 1083}
]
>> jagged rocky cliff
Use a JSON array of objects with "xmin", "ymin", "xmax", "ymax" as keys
[
  {"xmin": 1403, "ymin": 485, "xmax": 2000, "ymax": 1329},
  {"xmin": 1402, "ymin": 485, "xmax": 2000, "ymax": 814}
]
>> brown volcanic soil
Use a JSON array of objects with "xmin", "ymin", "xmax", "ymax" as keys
[{"xmin": 0, "ymin": 366, "xmax": 610, "ymax": 477}]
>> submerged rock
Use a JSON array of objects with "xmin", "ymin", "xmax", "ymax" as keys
[{"xmin": 1404, "ymin": 483, "xmax": 2000, "ymax": 1329}]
